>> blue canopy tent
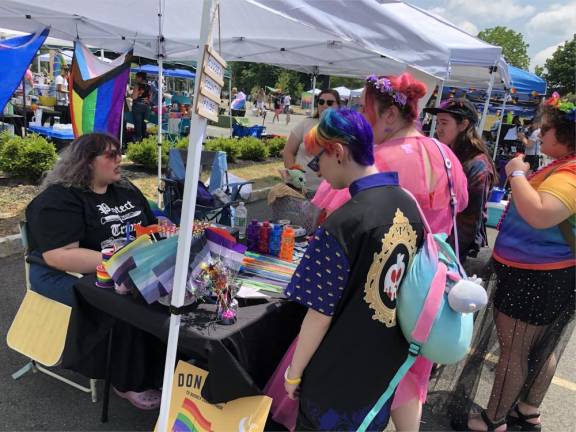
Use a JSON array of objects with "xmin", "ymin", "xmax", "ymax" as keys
[
  {"xmin": 507, "ymin": 65, "xmax": 546, "ymax": 95},
  {"xmin": 131, "ymin": 64, "xmax": 195, "ymax": 79}
]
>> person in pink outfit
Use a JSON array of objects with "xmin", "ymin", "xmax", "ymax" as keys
[{"xmin": 311, "ymin": 73, "xmax": 468, "ymax": 430}]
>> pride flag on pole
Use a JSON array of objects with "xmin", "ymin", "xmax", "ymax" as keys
[{"xmin": 69, "ymin": 41, "xmax": 132, "ymax": 137}]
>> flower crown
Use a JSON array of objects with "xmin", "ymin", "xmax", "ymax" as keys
[
  {"xmin": 545, "ymin": 92, "xmax": 576, "ymax": 122},
  {"xmin": 366, "ymin": 74, "xmax": 407, "ymax": 106}
]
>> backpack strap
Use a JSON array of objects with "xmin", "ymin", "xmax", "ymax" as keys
[
  {"xmin": 430, "ymin": 138, "xmax": 460, "ymax": 260},
  {"xmin": 357, "ymin": 344, "xmax": 419, "ymax": 432}
]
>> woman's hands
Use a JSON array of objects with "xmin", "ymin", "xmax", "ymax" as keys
[{"xmin": 505, "ymin": 155, "xmax": 530, "ymax": 177}]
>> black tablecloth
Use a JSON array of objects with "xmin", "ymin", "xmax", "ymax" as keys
[{"xmin": 68, "ymin": 276, "xmax": 305, "ymax": 403}]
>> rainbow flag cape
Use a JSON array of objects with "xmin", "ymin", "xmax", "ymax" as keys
[
  {"xmin": 70, "ymin": 41, "xmax": 132, "ymax": 137},
  {"xmin": 0, "ymin": 28, "xmax": 48, "ymax": 112}
]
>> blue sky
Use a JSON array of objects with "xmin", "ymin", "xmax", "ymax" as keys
[{"xmin": 409, "ymin": 0, "xmax": 575, "ymax": 71}]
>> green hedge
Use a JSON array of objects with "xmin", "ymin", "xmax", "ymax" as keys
[
  {"xmin": 0, "ymin": 134, "xmax": 57, "ymax": 180},
  {"xmin": 126, "ymin": 137, "xmax": 169, "ymax": 170},
  {"xmin": 127, "ymin": 135, "xmax": 288, "ymax": 167},
  {"xmin": 264, "ymin": 136, "xmax": 287, "ymax": 158}
]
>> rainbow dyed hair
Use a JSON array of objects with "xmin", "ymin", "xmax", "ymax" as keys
[{"xmin": 304, "ymin": 108, "xmax": 374, "ymax": 166}]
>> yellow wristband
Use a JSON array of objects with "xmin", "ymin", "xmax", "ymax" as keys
[{"xmin": 284, "ymin": 367, "xmax": 302, "ymax": 385}]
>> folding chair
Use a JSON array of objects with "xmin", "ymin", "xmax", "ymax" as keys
[
  {"xmin": 6, "ymin": 222, "xmax": 97, "ymax": 402},
  {"xmin": 161, "ymin": 149, "xmax": 253, "ymax": 225}
]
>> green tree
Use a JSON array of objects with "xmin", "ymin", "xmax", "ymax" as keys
[
  {"xmin": 330, "ymin": 76, "xmax": 364, "ymax": 89},
  {"xmin": 275, "ymin": 70, "xmax": 291, "ymax": 92},
  {"xmin": 534, "ymin": 65, "xmax": 545, "ymax": 78},
  {"xmin": 541, "ymin": 36, "xmax": 575, "ymax": 94},
  {"xmin": 478, "ymin": 26, "xmax": 530, "ymax": 70}
]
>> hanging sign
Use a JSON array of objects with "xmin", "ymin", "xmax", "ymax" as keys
[{"xmin": 195, "ymin": 45, "xmax": 227, "ymax": 122}]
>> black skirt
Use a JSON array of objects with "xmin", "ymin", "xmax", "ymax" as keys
[{"xmin": 493, "ymin": 261, "xmax": 575, "ymax": 325}]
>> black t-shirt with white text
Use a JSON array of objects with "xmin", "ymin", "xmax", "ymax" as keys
[{"xmin": 26, "ymin": 182, "xmax": 155, "ymax": 253}]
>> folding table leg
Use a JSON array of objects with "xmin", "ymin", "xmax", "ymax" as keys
[{"xmin": 101, "ymin": 325, "xmax": 114, "ymax": 423}]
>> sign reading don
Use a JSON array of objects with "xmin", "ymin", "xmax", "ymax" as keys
[{"xmin": 155, "ymin": 360, "xmax": 272, "ymax": 432}]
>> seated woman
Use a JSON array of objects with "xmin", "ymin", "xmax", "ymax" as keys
[
  {"xmin": 26, "ymin": 132, "xmax": 165, "ymax": 410},
  {"xmin": 283, "ymin": 108, "xmax": 424, "ymax": 431}
]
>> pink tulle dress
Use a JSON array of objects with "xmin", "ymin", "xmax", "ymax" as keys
[{"xmin": 265, "ymin": 135, "xmax": 469, "ymax": 430}]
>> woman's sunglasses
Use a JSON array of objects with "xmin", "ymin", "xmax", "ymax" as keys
[
  {"xmin": 318, "ymin": 98, "xmax": 336, "ymax": 107},
  {"xmin": 101, "ymin": 148, "xmax": 122, "ymax": 160},
  {"xmin": 307, "ymin": 149, "xmax": 325, "ymax": 172}
]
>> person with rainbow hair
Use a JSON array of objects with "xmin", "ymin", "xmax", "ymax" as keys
[
  {"xmin": 310, "ymin": 72, "xmax": 468, "ymax": 431},
  {"xmin": 281, "ymin": 108, "xmax": 425, "ymax": 431}
]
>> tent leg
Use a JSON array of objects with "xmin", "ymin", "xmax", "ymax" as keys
[
  {"xmin": 493, "ymin": 93, "xmax": 508, "ymax": 160},
  {"xmin": 429, "ymin": 62, "xmax": 451, "ymax": 138},
  {"xmin": 477, "ymin": 66, "xmax": 496, "ymax": 135}
]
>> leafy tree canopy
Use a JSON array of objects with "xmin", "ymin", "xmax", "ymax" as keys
[{"xmin": 478, "ymin": 26, "xmax": 530, "ymax": 70}]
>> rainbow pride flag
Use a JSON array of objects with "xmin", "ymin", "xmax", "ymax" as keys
[
  {"xmin": 173, "ymin": 398, "xmax": 212, "ymax": 432},
  {"xmin": 69, "ymin": 41, "xmax": 132, "ymax": 137}
]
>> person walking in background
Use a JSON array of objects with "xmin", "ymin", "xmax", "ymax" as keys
[
  {"xmin": 256, "ymin": 87, "xmax": 266, "ymax": 117},
  {"xmin": 55, "ymin": 65, "xmax": 70, "ymax": 124},
  {"xmin": 425, "ymin": 98, "xmax": 496, "ymax": 263},
  {"xmin": 272, "ymin": 94, "xmax": 282, "ymax": 123},
  {"xmin": 519, "ymin": 118, "xmax": 542, "ymax": 172},
  {"xmin": 131, "ymin": 82, "xmax": 150, "ymax": 142},
  {"xmin": 283, "ymin": 93, "xmax": 292, "ymax": 125}
]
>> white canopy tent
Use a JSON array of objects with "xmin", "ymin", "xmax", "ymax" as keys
[
  {"xmin": 0, "ymin": 1, "xmax": 505, "ymax": 429},
  {"xmin": 333, "ymin": 86, "xmax": 351, "ymax": 99}
]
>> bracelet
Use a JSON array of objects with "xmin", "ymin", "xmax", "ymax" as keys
[
  {"xmin": 284, "ymin": 367, "xmax": 302, "ymax": 385},
  {"xmin": 510, "ymin": 170, "xmax": 526, "ymax": 178}
]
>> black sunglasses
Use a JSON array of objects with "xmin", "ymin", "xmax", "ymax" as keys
[
  {"xmin": 307, "ymin": 149, "xmax": 325, "ymax": 172},
  {"xmin": 318, "ymin": 98, "xmax": 336, "ymax": 107},
  {"xmin": 101, "ymin": 147, "xmax": 122, "ymax": 160}
]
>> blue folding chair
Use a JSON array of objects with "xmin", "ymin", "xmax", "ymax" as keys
[{"xmin": 160, "ymin": 149, "xmax": 253, "ymax": 225}]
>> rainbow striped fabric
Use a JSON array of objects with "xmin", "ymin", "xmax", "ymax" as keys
[
  {"xmin": 70, "ymin": 41, "xmax": 132, "ymax": 137},
  {"xmin": 173, "ymin": 398, "xmax": 213, "ymax": 432}
]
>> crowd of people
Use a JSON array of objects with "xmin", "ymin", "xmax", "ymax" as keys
[{"xmin": 22, "ymin": 70, "xmax": 575, "ymax": 430}]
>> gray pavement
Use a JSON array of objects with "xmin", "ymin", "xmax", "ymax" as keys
[{"xmin": 1, "ymin": 202, "xmax": 574, "ymax": 431}]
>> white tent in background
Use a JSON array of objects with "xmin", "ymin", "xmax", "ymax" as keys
[
  {"xmin": 333, "ymin": 86, "xmax": 351, "ymax": 98},
  {"xmin": 0, "ymin": 1, "xmax": 505, "ymax": 429},
  {"xmin": 305, "ymin": 88, "xmax": 321, "ymax": 95}
]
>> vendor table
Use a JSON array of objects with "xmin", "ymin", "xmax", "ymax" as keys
[{"xmin": 70, "ymin": 275, "xmax": 305, "ymax": 421}]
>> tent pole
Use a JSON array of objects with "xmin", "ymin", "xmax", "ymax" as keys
[
  {"xmin": 229, "ymin": 74, "xmax": 232, "ymax": 137},
  {"xmin": 157, "ymin": 0, "xmax": 165, "ymax": 207},
  {"xmin": 477, "ymin": 65, "xmax": 496, "ymax": 135},
  {"xmin": 157, "ymin": 0, "xmax": 215, "ymax": 430},
  {"xmin": 119, "ymin": 104, "xmax": 125, "ymax": 148},
  {"xmin": 493, "ymin": 92, "xmax": 508, "ymax": 160},
  {"xmin": 100, "ymin": 48, "xmax": 104, "ymax": 60},
  {"xmin": 429, "ymin": 61, "xmax": 451, "ymax": 138},
  {"xmin": 311, "ymin": 67, "xmax": 317, "ymax": 116}
]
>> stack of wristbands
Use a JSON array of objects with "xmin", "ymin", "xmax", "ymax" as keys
[
  {"xmin": 96, "ymin": 248, "xmax": 115, "ymax": 289},
  {"xmin": 96, "ymin": 264, "xmax": 114, "ymax": 289}
]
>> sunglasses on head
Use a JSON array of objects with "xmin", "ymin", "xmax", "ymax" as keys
[
  {"xmin": 307, "ymin": 148, "xmax": 325, "ymax": 172},
  {"xmin": 101, "ymin": 147, "xmax": 122, "ymax": 160},
  {"xmin": 318, "ymin": 98, "xmax": 336, "ymax": 107}
]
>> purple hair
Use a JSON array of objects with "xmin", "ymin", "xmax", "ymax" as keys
[{"xmin": 311, "ymin": 108, "xmax": 374, "ymax": 166}]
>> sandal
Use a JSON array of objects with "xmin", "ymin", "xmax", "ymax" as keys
[
  {"xmin": 507, "ymin": 405, "xmax": 541, "ymax": 431},
  {"xmin": 113, "ymin": 387, "xmax": 161, "ymax": 410},
  {"xmin": 451, "ymin": 410, "xmax": 507, "ymax": 431}
]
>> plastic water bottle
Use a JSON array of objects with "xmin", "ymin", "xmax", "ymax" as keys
[
  {"xmin": 279, "ymin": 226, "xmax": 295, "ymax": 262},
  {"xmin": 234, "ymin": 202, "xmax": 248, "ymax": 239},
  {"xmin": 269, "ymin": 224, "xmax": 283, "ymax": 257},
  {"xmin": 258, "ymin": 221, "xmax": 271, "ymax": 254},
  {"xmin": 247, "ymin": 220, "xmax": 260, "ymax": 252}
]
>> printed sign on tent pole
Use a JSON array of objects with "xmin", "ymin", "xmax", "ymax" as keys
[{"xmin": 194, "ymin": 45, "xmax": 227, "ymax": 123}]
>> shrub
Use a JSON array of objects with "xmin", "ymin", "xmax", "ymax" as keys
[
  {"xmin": 0, "ymin": 134, "xmax": 57, "ymax": 180},
  {"xmin": 264, "ymin": 136, "xmax": 287, "ymax": 158},
  {"xmin": 238, "ymin": 137, "xmax": 269, "ymax": 161},
  {"xmin": 203, "ymin": 137, "xmax": 241, "ymax": 163},
  {"xmin": 126, "ymin": 137, "xmax": 169, "ymax": 170},
  {"xmin": 0, "ymin": 130, "xmax": 12, "ymax": 151}
]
